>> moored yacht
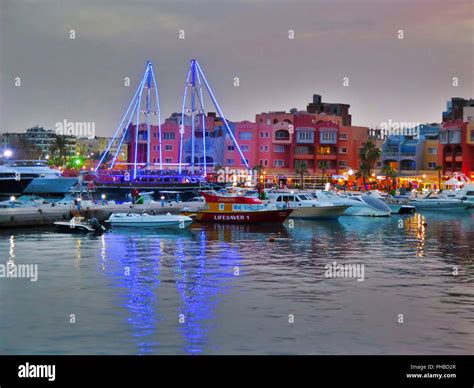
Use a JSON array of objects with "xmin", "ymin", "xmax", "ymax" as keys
[
  {"xmin": 0, "ymin": 160, "xmax": 78, "ymax": 198},
  {"xmin": 107, "ymin": 212, "xmax": 193, "ymax": 228},
  {"xmin": 439, "ymin": 184, "xmax": 474, "ymax": 208},
  {"xmin": 410, "ymin": 192, "xmax": 469, "ymax": 210},
  {"xmin": 312, "ymin": 190, "xmax": 391, "ymax": 217},
  {"xmin": 366, "ymin": 190, "xmax": 416, "ymax": 214},
  {"xmin": 266, "ymin": 191, "xmax": 349, "ymax": 219},
  {"xmin": 191, "ymin": 191, "xmax": 293, "ymax": 224}
]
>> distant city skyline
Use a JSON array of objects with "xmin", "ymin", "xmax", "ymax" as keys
[{"xmin": 1, "ymin": 0, "xmax": 472, "ymax": 136}]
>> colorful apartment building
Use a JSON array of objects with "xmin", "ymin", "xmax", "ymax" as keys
[
  {"xmin": 438, "ymin": 119, "xmax": 474, "ymax": 178},
  {"xmin": 76, "ymin": 136, "xmax": 128, "ymax": 161},
  {"xmin": 222, "ymin": 110, "xmax": 369, "ymax": 179},
  {"xmin": 381, "ymin": 124, "xmax": 441, "ymax": 174}
]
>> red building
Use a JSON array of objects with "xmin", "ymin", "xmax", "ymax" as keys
[
  {"xmin": 124, "ymin": 110, "xmax": 370, "ymax": 182},
  {"xmin": 438, "ymin": 120, "xmax": 474, "ymax": 177},
  {"xmin": 222, "ymin": 110, "xmax": 369, "ymax": 179}
]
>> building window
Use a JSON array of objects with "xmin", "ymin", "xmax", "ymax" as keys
[
  {"xmin": 260, "ymin": 145, "xmax": 269, "ymax": 152},
  {"xmin": 264, "ymin": 159, "xmax": 268, "ymax": 166},
  {"xmin": 260, "ymin": 132, "xmax": 269, "ymax": 138},
  {"xmin": 226, "ymin": 159, "xmax": 234, "ymax": 165},
  {"xmin": 274, "ymin": 160, "xmax": 284, "ymax": 167},
  {"xmin": 338, "ymin": 160, "xmax": 348, "ymax": 167},
  {"xmin": 339, "ymin": 147, "xmax": 347, "ymax": 154},
  {"xmin": 239, "ymin": 132, "xmax": 253, "ymax": 140},
  {"xmin": 297, "ymin": 131, "xmax": 314, "ymax": 142},
  {"xmin": 339, "ymin": 133, "xmax": 348, "ymax": 140},
  {"xmin": 241, "ymin": 145, "xmax": 249, "ymax": 151},
  {"xmin": 427, "ymin": 148, "xmax": 437, "ymax": 155},
  {"xmin": 428, "ymin": 162, "xmax": 436, "ymax": 169},
  {"xmin": 227, "ymin": 145, "xmax": 235, "ymax": 151},
  {"xmin": 320, "ymin": 131, "xmax": 337, "ymax": 143},
  {"xmin": 163, "ymin": 132, "xmax": 175, "ymax": 140},
  {"xmin": 165, "ymin": 145, "xmax": 172, "ymax": 151},
  {"xmin": 274, "ymin": 145, "xmax": 285, "ymax": 153},
  {"xmin": 275, "ymin": 130, "xmax": 290, "ymax": 140},
  {"xmin": 317, "ymin": 146, "xmax": 332, "ymax": 154},
  {"xmin": 165, "ymin": 158, "xmax": 172, "ymax": 163}
]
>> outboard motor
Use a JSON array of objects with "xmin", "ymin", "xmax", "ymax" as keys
[{"xmin": 90, "ymin": 217, "xmax": 100, "ymax": 231}]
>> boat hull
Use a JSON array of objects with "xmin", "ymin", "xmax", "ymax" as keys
[
  {"xmin": 343, "ymin": 205, "xmax": 391, "ymax": 217},
  {"xmin": 109, "ymin": 219, "xmax": 193, "ymax": 228},
  {"xmin": 289, "ymin": 205, "xmax": 349, "ymax": 219},
  {"xmin": 387, "ymin": 204, "xmax": 416, "ymax": 214},
  {"xmin": 411, "ymin": 201, "xmax": 468, "ymax": 210},
  {"xmin": 195, "ymin": 209, "xmax": 293, "ymax": 224}
]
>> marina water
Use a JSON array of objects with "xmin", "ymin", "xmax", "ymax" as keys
[{"xmin": 0, "ymin": 211, "xmax": 473, "ymax": 355}]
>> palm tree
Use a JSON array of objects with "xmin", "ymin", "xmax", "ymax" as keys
[
  {"xmin": 49, "ymin": 135, "xmax": 68, "ymax": 165},
  {"xmin": 358, "ymin": 140, "xmax": 381, "ymax": 188},
  {"xmin": 318, "ymin": 161, "xmax": 329, "ymax": 184},
  {"xmin": 381, "ymin": 165, "xmax": 397, "ymax": 193},
  {"xmin": 434, "ymin": 165, "xmax": 443, "ymax": 190},
  {"xmin": 295, "ymin": 162, "xmax": 308, "ymax": 189}
]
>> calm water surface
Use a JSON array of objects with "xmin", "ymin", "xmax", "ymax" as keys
[{"xmin": 0, "ymin": 211, "xmax": 473, "ymax": 355}]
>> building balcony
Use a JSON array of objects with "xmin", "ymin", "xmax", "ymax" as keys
[
  {"xmin": 315, "ymin": 168, "xmax": 337, "ymax": 174},
  {"xmin": 382, "ymin": 152, "xmax": 400, "ymax": 157},
  {"xmin": 273, "ymin": 137, "xmax": 292, "ymax": 144},
  {"xmin": 293, "ymin": 154, "xmax": 314, "ymax": 160},
  {"xmin": 296, "ymin": 138, "xmax": 314, "ymax": 144},
  {"xmin": 316, "ymin": 153, "xmax": 337, "ymax": 160}
]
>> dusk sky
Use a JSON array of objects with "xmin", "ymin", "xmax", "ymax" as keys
[{"xmin": 0, "ymin": 0, "xmax": 472, "ymax": 136}]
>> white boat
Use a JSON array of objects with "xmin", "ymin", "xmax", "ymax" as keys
[
  {"xmin": 366, "ymin": 190, "xmax": 416, "ymax": 214},
  {"xmin": 440, "ymin": 184, "xmax": 474, "ymax": 208},
  {"xmin": 54, "ymin": 216, "xmax": 105, "ymax": 234},
  {"xmin": 312, "ymin": 190, "xmax": 391, "ymax": 217},
  {"xmin": 410, "ymin": 192, "xmax": 469, "ymax": 210},
  {"xmin": 0, "ymin": 160, "xmax": 78, "ymax": 197},
  {"xmin": 266, "ymin": 192, "xmax": 349, "ymax": 219},
  {"xmin": 106, "ymin": 212, "xmax": 193, "ymax": 228}
]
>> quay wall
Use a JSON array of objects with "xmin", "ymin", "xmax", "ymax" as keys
[{"xmin": 0, "ymin": 202, "xmax": 205, "ymax": 228}]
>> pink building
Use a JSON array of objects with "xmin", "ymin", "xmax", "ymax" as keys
[{"xmin": 125, "ymin": 110, "xmax": 369, "ymax": 179}]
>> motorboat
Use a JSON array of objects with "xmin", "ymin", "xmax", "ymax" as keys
[
  {"xmin": 266, "ymin": 191, "xmax": 349, "ymax": 219},
  {"xmin": 365, "ymin": 190, "xmax": 416, "ymax": 214},
  {"xmin": 190, "ymin": 191, "xmax": 293, "ymax": 224},
  {"xmin": 106, "ymin": 212, "xmax": 193, "ymax": 228},
  {"xmin": 54, "ymin": 216, "xmax": 106, "ymax": 234},
  {"xmin": 312, "ymin": 190, "xmax": 391, "ymax": 217},
  {"xmin": 410, "ymin": 192, "xmax": 469, "ymax": 210},
  {"xmin": 439, "ymin": 184, "xmax": 474, "ymax": 208},
  {"xmin": 0, "ymin": 160, "xmax": 78, "ymax": 198},
  {"xmin": 0, "ymin": 194, "xmax": 50, "ymax": 208}
]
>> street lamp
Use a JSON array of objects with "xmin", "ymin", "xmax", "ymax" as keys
[{"xmin": 3, "ymin": 149, "xmax": 12, "ymax": 159}]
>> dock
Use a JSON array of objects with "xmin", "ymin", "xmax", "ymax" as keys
[{"xmin": 0, "ymin": 201, "xmax": 205, "ymax": 228}]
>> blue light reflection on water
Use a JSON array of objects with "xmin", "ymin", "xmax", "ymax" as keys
[
  {"xmin": 0, "ymin": 210, "xmax": 472, "ymax": 355},
  {"xmin": 101, "ymin": 227, "xmax": 242, "ymax": 354}
]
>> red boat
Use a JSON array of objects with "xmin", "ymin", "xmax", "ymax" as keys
[{"xmin": 192, "ymin": 192, "xmax": 293, "ymax": 224}]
